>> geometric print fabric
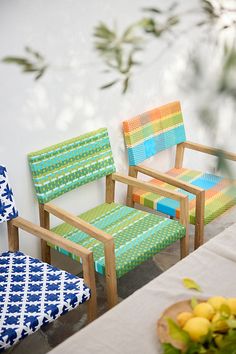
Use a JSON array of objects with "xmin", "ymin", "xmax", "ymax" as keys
[
  {"xmin": 0, "ymin": 252, "xmax": 90, "ymax": 351},
  {"xmin": 51, "ymin": 203, "xmax": 186, "ymax": 278},
  {"xmin": 133, "ymin": 168, "xmax": 236, "ymax": 225},
  {"xmin": 123, "ymin": 101, "xmax": 186, "ymax": 166},
  {"xmin": 0, "ymin": 165, "xmax": 18, "ymax": 224}
]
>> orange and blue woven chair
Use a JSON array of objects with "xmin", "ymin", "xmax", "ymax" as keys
[{"xmin": 123, "ymin": 101, "xmax": 236, "ymax": 249}]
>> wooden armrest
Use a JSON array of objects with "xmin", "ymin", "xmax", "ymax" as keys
[
  {"xmin": 44, "ymin": 203, "xmax": 113, "ymax": 243},
  {"xmin": 112, "ymin": 173, "xmax": 189, "ymax": 231},
  {"xmin": 183, "ymin": 141, "xmax": 236, "ymax": 161},
  {"xmin": 112, "ymin": 172, "xmax": 187, "ymax": 202},
  {"xmin": 135, "ymin": 165, "xmax": 204, "ymax": 195},
  {"xmin": 11, "ymin": 217, "xmax": 92, "ymax": 260}
]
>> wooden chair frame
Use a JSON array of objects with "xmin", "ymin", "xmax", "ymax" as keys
[
  {"xmin": 38, "ymin": 172, "xmax": 189, "ymax": 309},
  {"xmin": 7, "ymin": 216, "xmax": 97, "ymax": 322},
  {"xmin": 127, "ymin": 141, "xmax": 236, "ymax": 249}
]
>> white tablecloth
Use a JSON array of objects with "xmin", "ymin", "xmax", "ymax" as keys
[{"xmin": 49, "ymin": 223, "xmax": 236, "ymax": 354}]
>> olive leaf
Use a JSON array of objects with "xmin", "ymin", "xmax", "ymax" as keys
[
  {"xmin": 94, "ymin": 21, "xmax": 143, "ymax": 93},
  {"xmin": 2, "ymin": 46, "xmax": 48, "ymax": 80},
  {"xmin": 94, "ymin": 1, "xmax": 181, "ymax": 93},
  {"xmin": 142, "ymin": 7, "xmax": 162, "ymax": 14},
  {"xmin": 191, "ymin": 297, "xmax": 199, "ymax": 310},
  {"xmin": 182, "ymin": 278, "xmax": 202, "ymax": 292},
  {"xmin": 162, "ymin": 343, "xmax": 181, "ymax": 354},
  {"xmin": 166, "ymin": 318, "xmax": 190, "ymax": 346},
  {"xmin": 219, "ymin": 304, "xmax": 231, "ymax": 320},
  {"xmin": 100, "ymin": 79, "xmax": 119, "ymax": 90}
]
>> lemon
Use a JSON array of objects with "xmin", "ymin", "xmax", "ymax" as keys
[
  {"xmin": 227, "ymin": 298, "xmax": 236, "ymax": 315},
  {"xmin": 211, "ymin": 312, "xmax": 229, "ymax": 333},
  {"xmin": 207, "ymin": 296, "xmax": 227, "ymax": 311},
  {"xmin": 193, "ymin": 302, "xmax": 215, "ymax": 320},
  {"xmin": 177, "ymin": 312, "xmax": 194, "ymax": 327},
  {"xmin": 183, "ymin": 317, "xmax": 211, "ymax": 342}
]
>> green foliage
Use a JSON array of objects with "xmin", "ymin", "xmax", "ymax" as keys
[
  {"xmin": 219, "ymin": 304, "xmax": 231, "ymax": 319},
  {"xmin": 138, "ymin": 11, "xmax": 179, "ymax": 38},
  {"xmin": 201, "ymin": 0, "xmax": 219, "ymax": 20},
  {"xmin": 167, "ymin": 318, "xmax": 190, "ymax": 346},
  {"xmin": 2, "ymin": 46, "xmax": 48, "ymax": 80},
  {"xmin": 182, "ymin": 278, "xmax": 202, "ymax": 292},
  {"xmin": 94, "ymin": 21, "xmax": 143, "ymax": 93},
  {"xmin": 219, "ymin": 47, "xmax": 236, "ymax": 99},
  {"xmin": 162, "ymin": 343, "xmax": 181, "ymax": 354},
  {"xmin": 94, "ymin": 2, "xmax": 180, "ymax": 93},
  {"xmin": 191, "ymin": 298, "xmax": 199, "ymax": 310},
  {"xmin": 163, "ymin": 325, "xmax": 236, "ymax": 353},
  {"xmin": 94, "ymin": 0, "xmax": 236, "ymax": 94}
]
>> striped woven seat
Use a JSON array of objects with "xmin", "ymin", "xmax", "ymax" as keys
[
  {"xmin": 51, "ymin": 202, "xmax": 185, "ymax": 278},
  {"xmin": 123, "ymin": 101, "xmax": 236, "ymax": 247},
  {"xmin": 133, "ymin": 168, "xmax": 236, "ymax": 225}
]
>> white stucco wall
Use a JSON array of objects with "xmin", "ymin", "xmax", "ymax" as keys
[{"xmin": 0, "ymin": 0, "xmax": 235, "ymax": 269}]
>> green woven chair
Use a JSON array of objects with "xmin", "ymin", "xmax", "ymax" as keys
[
  {"xmin": 28, "ymin": 128, "xmax": 189, "ymax": 308},
  {"xmin": 123, "ymin": 101, "xmax": 236, "ymax": 249}
]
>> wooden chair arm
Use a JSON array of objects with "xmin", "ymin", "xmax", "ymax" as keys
[
  {"xmin": 112, "ymin": 172, "xmax": 189, "ymax": 233},
  {"xmin": 112, "ymin": 172, "xmax": 187, "ymax": 202},
  {"xmin": 183, "ymin": 141, "xmax": 236, "ymax": 161},
  {"xmin": 10, "ymin": 216, "xmax": 92, "ymax": 260},
  {"xmin": 135, "ymin": 165, "xmax": 204, "ymax": 195},
  {"xmin": 44, "ymin": 203, "xmax": 113, "ymax": 243},
  {"xmin": 43, "ymin": 204, "xmax": 117, "ymax": 309}
]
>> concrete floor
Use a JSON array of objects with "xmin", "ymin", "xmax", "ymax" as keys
[{"xmin": 6, "ymin": 208, "xmax": 236, "ymax": 354}]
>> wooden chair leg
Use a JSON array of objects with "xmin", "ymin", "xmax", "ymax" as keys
[
  {"xmin": 179, "ymin": 196, "xmax": 189, "ymax": 259},
  {"xmin": 39, "ymin": 204, "xmax": 51, "ymax": 263},
  {"xmin": 83, "ymin": 253, "xmax": 97, "ymax": 322},
  {"xmin": 126, "ymin": 166, "xmax": 137, "ymax": 207},
  {"xmin": 104, "ymin": 240, "xmax": 118, "ymax": 309},
  {"xmin": 194, "ymin": 191, "xmax": 205, "ymax": 249},
  {"xmin": 7, "ymin": 219, "xmax": 19, "ymax": 252},
  {"xmin": 86, "ymin": 297, "xmax": 97, "ymax": 323},
  {"xmin": 175, "ymin": 143, "xmax": 185, "ymax": 168},
  {"xmin": 106, "ymin": 174, "xmax": 115, "ymax": 203},
  {"xmin": 180, "ymin": 235, "xmax": 189, "ymax": 259}
]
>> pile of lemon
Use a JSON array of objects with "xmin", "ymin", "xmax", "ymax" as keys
[{"xmin": 177, "ymin": 296, "xmax": 236, "ymax": 345}]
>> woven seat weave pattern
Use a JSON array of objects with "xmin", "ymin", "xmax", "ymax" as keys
[
  {"xmin": 51, "ymin": 203, "xmax": 186, "ymax": 278},
  {"xmin": 28, "ymin": 128, "xmax": 116, "ymax": 203},
  {"xmin": 133, "ymin": 168, "xmax": 236, "ymax": 225},
  {"xmin": 0, "ymin": 252, "xmax": 90, "ymax": 351},
  {"xmin": 123, "ymin": 101, "xmax": 186, "ymax": 166}
]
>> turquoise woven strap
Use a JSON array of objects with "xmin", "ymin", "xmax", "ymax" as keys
[
  {"xmin": 51, "ymin": 203, "xmax": 186, "ymax": 278},
  {"xmin": 28, "ymin": 128, "xmax": 116, "ymax": 203}
]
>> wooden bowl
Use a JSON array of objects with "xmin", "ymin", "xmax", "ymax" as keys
[{"xmin": 157, "ymin": 299, "xmax": 205, "ymax": 350}]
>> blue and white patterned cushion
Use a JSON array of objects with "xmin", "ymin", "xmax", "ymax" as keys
[
  {"xmin": 0, "ymin": 252, "xmax": 90, "ymax": 351},
  {"xmin": 0, "ymin": 165, "xmax": 18, "ymax": 224}
]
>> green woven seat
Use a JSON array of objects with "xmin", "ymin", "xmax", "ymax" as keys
[{"xmin": 51, "ymin": 202, "xmax": 185, "ymax": 278}]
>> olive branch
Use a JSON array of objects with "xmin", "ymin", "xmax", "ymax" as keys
[{"xmin": 2, "ymin": 46, "xmax": 48, "ymax": 80}]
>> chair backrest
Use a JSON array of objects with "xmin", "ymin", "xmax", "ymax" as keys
[
  {"xmin": 0, "ymin": 165, "xmax": 18, "ymax": 223},
  {"xmin": 123, "ymin": 101, "xmax": 186, "ymax": 166},
  {"xmin": 28, "ymin": 128, "xmax": 116, "ymax": 204}
]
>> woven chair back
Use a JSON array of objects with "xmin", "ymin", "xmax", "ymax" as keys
[
  {"xmin": 28, "ymin": 128, "xmax": 116, "ymax": 203},
  {"xmin": 123, "ymin": 101, "xmax": 186, "ymax": 166}
]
